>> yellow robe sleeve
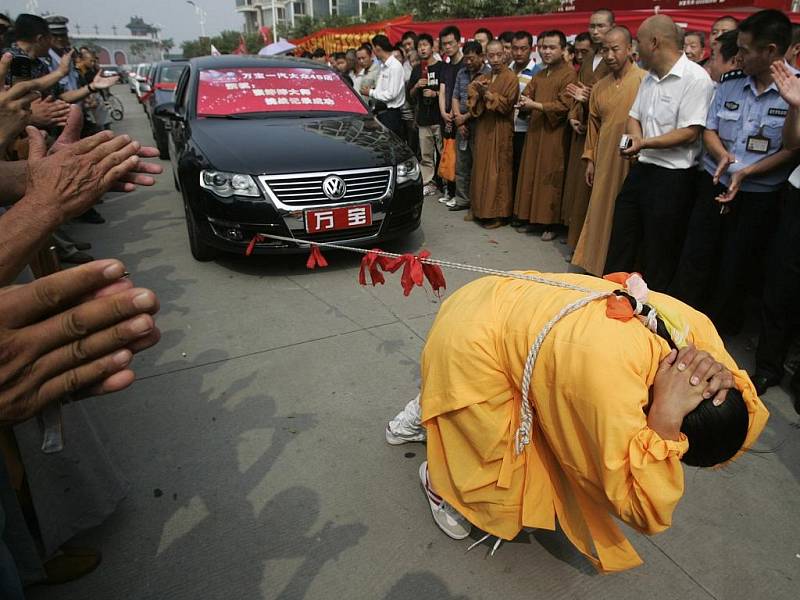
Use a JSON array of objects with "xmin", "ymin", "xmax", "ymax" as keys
[
  {"xmin": 467, "ymin": 76, "xmax": 489, "ymax": 119},
  {"xmin": 539, "ymin": 332, "xmax": 688, "ymax": 537},
  {"xmin": 582, "ymin": 85, "xmax": 601, "ymax": 164}
]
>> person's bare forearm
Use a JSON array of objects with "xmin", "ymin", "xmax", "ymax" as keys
[
  {"xmin": 642, "ymin": 126, "xmax": 701, "ymax": 150},
  {"xmin": 59, "ymin": 85, "xmax": 91, "ymax": 104},
  {"xmin": 702, "ymin": 129, "xmax": 730, "ymax": 162},
  {"xmin": 0, "ymin": 161, "xmax": 29, "ymax": 206},
  {"xmin": 784, "ymin": 106, "xmax": 800, "ymax": 150},
  {"xmin": 625, "ymin": 117, "xmax": 643, "ymax": 138},
  {"xmin": 0, "ymin": 193, "xmax": 61, "ymax": 285}
]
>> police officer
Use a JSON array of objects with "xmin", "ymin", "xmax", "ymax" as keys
[
  {"xmin": 670, "ymin": 10, "xmax": 800, "ymax": 336},
  {"xmin": 45, "ymin": 15, "xmax": 80, "ymax": 92}
]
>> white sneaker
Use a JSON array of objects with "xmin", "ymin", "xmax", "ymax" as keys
[
  {"xmin": 438, "ymin": 193, "xmax": 451, "ymax": 204},
  {"xmin": 419, "ymin": 461, "xmax": 472, "ymax": 540},
  {"xmin": 445, "ymin": 198, "xmax": 457, "ymax": 208},
  {"xmin": 423, "ymin": 183, "xmax": 439, "ymax": 197},
  {"xmin": 386, "ymin": 395, "xmax": 426, "ymax": 445}
]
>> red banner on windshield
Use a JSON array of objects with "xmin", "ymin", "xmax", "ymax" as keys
[{"xmin": 197, "ymin": 67, "xmax": 368, "ymax": 116}]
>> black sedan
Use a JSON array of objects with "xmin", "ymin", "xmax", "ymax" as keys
[
  {"xmin": 142, "ymin": 60, "xmax": 188, "ymax": 158},
  {"xmin": 156, "ymin": 55, "xmax": 423, "ymax": 261}
]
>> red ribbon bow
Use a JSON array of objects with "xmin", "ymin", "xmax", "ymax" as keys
[
  {"xmin": 382, "ymin": 250, "xmax": 446, "ymax": 297},
  {"xmin": 418, "ymin": 250, "xmax": 446, "ymax": 298},
  {"xmin": 306, "ymin": 245, "xmax": 328, "ymax": 269},
  {"xmin": 245, "ymin": 234, "xmax": 265, "ymax": 257},
  {"xmin": 358, "ymin": 249, "xmax": 389, "ymax": 287}
]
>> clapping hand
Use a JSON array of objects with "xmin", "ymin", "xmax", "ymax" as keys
[
  {"xmin": 771, "ymin": 60, "xmax": 800, "ymax": 108},
  {"xmin": 566, "ymin": 82, "xmax": 591, "ymax": 103}
]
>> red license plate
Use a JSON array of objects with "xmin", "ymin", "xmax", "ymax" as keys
[{"xmin": 305, "ymin": 204, "xmax": 373, "ymax": 234}]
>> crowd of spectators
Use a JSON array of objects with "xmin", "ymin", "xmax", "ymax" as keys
[
  {"xmin": 316, "ymin": 8, "xmax": 800, "ymax": 411},
  {"xmin": 0, "ymin": 12, "xmax": 163, "ymax": 597}
]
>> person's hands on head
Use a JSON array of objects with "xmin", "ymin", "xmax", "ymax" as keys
[
  {"xmin": 0, "ymin": 259, "xmax": 160, "ymax": 425},
  {"xmin": 29, "ymin": 95, "xmax": 71, "ymax": 128},
  {"xmin": 771, "ymin": 60, "xmax": 800, "ymax": 108}
]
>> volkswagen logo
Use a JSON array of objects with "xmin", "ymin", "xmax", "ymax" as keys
[{"xmin": 322, "ymin": 175, "xmax": 347, "ymax": 200}]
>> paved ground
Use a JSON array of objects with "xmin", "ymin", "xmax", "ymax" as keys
[{"xmin": 29, "ymin": 89, "xmax": 800, "ymax": 600}]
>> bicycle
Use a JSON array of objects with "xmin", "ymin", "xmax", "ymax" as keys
[{"xmin": 103, "ymin": 89, "xmax": 124, "ymax": 121}]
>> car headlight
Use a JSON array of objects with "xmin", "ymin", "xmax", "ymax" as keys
[
  {"xmin": 199, "ymin": 170, "xmax": 261, "ymax": 198},
  {"xmin": 396, "ymin": 157, "xmax": 421, "ymax": 184}
]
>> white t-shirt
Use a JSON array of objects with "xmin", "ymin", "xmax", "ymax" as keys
[
  {"xmin": 629, "ymin": 53, "xmax": 715, "ymax": 170},
  {"xmin": 592, "ymin": 54, "xmax": 603, "ymax": 71},
  {"xmin": 369, "ymin": 55, "xmax": 407, "ymax": 109}
]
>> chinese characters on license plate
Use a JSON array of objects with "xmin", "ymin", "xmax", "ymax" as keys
[{"xmin": 305, "ymin": 205, "xmax": 373, "ymax": 234}]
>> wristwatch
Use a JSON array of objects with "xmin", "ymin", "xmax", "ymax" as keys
[{"xmin": 87, "ymin": 82, "xmax": 96, "ymax": 93}]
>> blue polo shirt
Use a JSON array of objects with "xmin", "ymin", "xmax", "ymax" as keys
[{"xmin": 703, "ymin": 64, "xmax": 800, "ymax": 192}]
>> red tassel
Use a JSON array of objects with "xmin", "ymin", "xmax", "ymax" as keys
[
  {"xmin": 418, "ymin": 250, "xmax": 446, "ymax": 297},
  {"xmin": 358, "ymin": 249, "xmax": 386, "ymax": 286},
  {"xmin": 245, "ymin": 234, "xmax": 264, "ymax": 256},
  {"xmin": 381, "ymin": 253, "xmax": 423, "ymax": 296},
  {"xmin": 306, "ymin": 245, "xmax": 328, "ymax": 269}
]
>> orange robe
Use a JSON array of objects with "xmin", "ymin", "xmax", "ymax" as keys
[
  {"xmin": 573, "ymin": 65, "xmax": 646, "ymax": 275},
  {"xmin": 513, "ymin": 61, "xmax": 577, "ymax": 225},
  {"xmin": 421, "ymin": 272, "xmax": 768, "ymax": 573},
  {"xmin": 563, "ymin": 50, "xmax": 610, "ymax": 245},
  {"xmin": 467, "ymin": 67, "xmax": 519, "ymax": 219}
]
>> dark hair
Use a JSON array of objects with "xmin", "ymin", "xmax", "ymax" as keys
[
  {"xmin": 474, "ymin": 27, "xmax": 493, "ymax": 41},
  {"xmin": 0, "ymin": 13, "xmax": 11, "ymax": 24},
  {"xmin": 566, "ymin": 42, "xmax": 575, "ymax": 55},
  {"xmin": 539, "ymin": 30, "xmax": 567, "ymax": 49},
  {"xmin": 575, "ymin": 31, "xmax": 591, "ymax": 44},
  {"xmin": 499, "ymin": 31, "xmax": 515, "ymax": 44},
  {"xmin": 681, "ymin": 388, "xmax": 750, "ymax": 468},
  {"xmin": 462, "ymin": 40, "xmax": 483, "ymax": 56},
  {"xmin": 513, "ymin": 30, "xmax": 533, "ymax": 47},
  {"xmin": 301, "ymin": 51, "xmax": 312, "ymax": 59},
  {"xmin": 413, "ymin": 34, "xmax": 432, "ymax": 50},
  {"xmin": 439, "ymin": 25, "xmax": 461, "ymax": 42},
  {"xmin": 401, "ymin": 30, "xmax": 417, "ymax": 43},
  {"xmin": 686, "ymin": 30, "xmax": 706, "ymax": 47},
  {"xmin": 371, "ymin": 34, "xmax": 394, "ymax": 53},
  {"xmin": 332, "ymin": 51, "xmax": 346, "ymax": 61},
  {"xmin": 717, "ymin": 29, "xmax": 739, "ymax": 62},
  {"xmin": 393, "ymin": 45, "xmax": 405, "ymax": 59},
  {"xmin": 356, "ymin": 43, "xmax": 372, "ymax": 55},
  {"xmin": 592, "ymin": 9, "xmax": 616, "ymax": 24},
  {"xmin": 738, "ymin": 9, "xmax": 791, "ymax": 54},
  {"xmin": 312, "ymin": 47, "xmax": 326, "ymax": 58},
  {"xmin": 13, "ymin": 13, "xmax": 49, "ymax": 41}
]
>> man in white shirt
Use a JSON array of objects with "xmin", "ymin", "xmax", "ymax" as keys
[
  {"xmin": 604, "ymin": 14, "xmax": 715, "ymax": 291},
  {"xmin": 353, "ymin": 44, "xmax": 379, "ymax": 103},
  {"xmin": 362, "ymin": 35, "xmax": 407, "ymax": 137}
]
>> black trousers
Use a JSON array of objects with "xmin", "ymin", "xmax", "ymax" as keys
[
  {"xmin": 670, "ymin": 170, "xmax": 781, "ymax": 334},
  {"xmin": 756, "ymin": 186, "xmax": 800, "ymax": 380},
  {"xmin": 603, "ymin": 162, "xmax": 696, "ymax": 292},
  {"xmin": 512, "ymin": 131, "xmax": 526, "ymax": 194},
  {"xmin": 377, "ymin": 108, "xmax": 404, "ymax": 138}
]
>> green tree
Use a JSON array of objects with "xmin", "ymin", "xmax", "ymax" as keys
[
  {"xmin": 181, "ymin": 30, "xmax": 265, "ymax": 58},
  {"xmin": 160, "ymin": 38, "xmax": 175, "ymax": 53}
]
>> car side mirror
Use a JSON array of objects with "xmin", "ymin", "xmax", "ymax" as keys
[{"xmin": 155, "ymin": 102, "xmax": 183, "ymax": 121}]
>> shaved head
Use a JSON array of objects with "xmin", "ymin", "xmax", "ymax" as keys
[
  {"xmin": 606, "ymin": 26, "xmax": 632, "ymax": 46},
  {"xmin": 487, "ymin": 39, "xmax": 504, "ymax": 52},
  {"xmin": 639, "ymin": 14, "xmax": 683, "ymax": 49}
]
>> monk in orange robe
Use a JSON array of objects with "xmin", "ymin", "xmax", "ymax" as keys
[
  {"xmin": 466, "ymin": 40, "xmax": 519, "ymax": 228},
  {"xmin": 387, "ymin": 272, "xmax": 768, "ymax": 573},
  {"xmin": 512, "ymin": 31, "xmax": 578, "ymax": 240}
]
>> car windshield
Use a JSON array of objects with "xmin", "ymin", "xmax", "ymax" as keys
[
  {"xmin": 196, "ymin": 67, "xmax": 367, "ymax": 117},
  {"xmin": 159, "ymin": 65, "xmax": 186, "ymax": 83}
]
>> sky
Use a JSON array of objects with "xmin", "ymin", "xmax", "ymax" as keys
[{"xmin": 0, "ymin": 0, "xmax": 245, "ymax": 46}]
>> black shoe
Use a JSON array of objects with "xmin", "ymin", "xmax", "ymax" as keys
[
  {"xmin": 77, "ymin": 208, "xmax": 106, "ymax": 224},
  {"xmin": 60, "ymin": 250, "xmax": 94, "ymax": 264},
  {"xmin": 74, "ymin": 241, "xmax": 92, "ymax": 251},
  {"xmin": 751, "ymin": 372, "xmax": 780, "ymax": 396}
]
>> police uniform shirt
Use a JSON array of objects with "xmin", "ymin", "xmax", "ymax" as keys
[
  {"xmin": 703, "ymin": 62, "xmax": 800, "ymax": 193},
  {"xmin": 628, "ymin": 53, "xmax": 715, "ymax": 169},
  {"xmin": 48, "ymin": 48, "xmax": 80, "ymax": 92}
]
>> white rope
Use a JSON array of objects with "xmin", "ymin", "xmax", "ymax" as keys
[{"xmin": 515, "ymin": 290, "xmax": 614, "ymax": 455}]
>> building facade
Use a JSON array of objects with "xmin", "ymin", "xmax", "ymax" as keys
[
  {"xmin": 70, "ymin": 33, "xmax": 163, "ymax": 66},
  {"xmin": 235, "ymin": 0, "xmax": 383, "ymax": 35}
]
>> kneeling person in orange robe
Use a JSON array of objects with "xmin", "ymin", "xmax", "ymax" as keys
[{"xmin": 388, "ymin": 273, "xmax": 768, "ymax": 572}]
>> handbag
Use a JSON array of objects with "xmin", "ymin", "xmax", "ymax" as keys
[{"xmin": 438, "ymin": 137, "xmax": 456, "ymax": 182}]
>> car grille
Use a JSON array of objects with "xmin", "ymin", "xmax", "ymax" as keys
[{"xmin": 260, "ymin": 167, "xmax": 393, "ymax": 208}]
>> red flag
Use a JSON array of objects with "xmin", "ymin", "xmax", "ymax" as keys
[
  {"xmin": 358, "ymin": 249, "xmax": 387, "ymax": 287},
  {"xmin": 232, "ymin": 34, "xmax": 247, "ymax": 55}
]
